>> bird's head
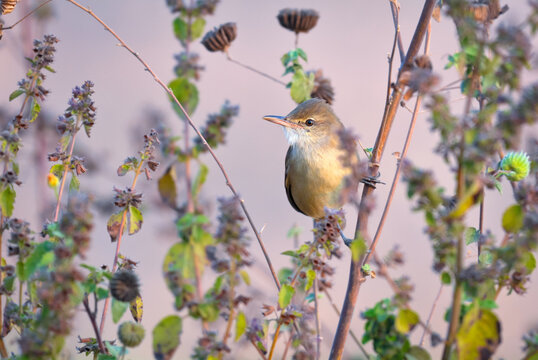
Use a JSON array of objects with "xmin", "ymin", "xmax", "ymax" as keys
[{"xmin": 263, "ymin": 98, "xmax": 342, "ymax": 147}]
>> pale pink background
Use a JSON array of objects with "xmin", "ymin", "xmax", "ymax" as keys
[{"xmin": 1, "ymin": 0, "xmax": 537, "ymax": 359}]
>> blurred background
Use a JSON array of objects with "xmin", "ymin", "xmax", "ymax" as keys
[{"xmin": 0, "ymin": 0, "xmax": 537, "ymax": 358}]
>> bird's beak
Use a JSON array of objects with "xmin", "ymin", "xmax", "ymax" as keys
[{"xmin": 263, "ymin": 115, "xmax": 301, "ymax": 129}]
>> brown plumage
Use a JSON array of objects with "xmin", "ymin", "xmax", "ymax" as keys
[{"xmin": 264, "ymin": 98, "xmax": 358, "ymax": 219}]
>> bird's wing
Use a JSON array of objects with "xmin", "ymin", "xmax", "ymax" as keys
[{"xmin": 285, "ymin": 146, "xmax": 306, "ymax": 215}]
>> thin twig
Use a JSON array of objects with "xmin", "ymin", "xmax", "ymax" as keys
[
  {"xmin": 82, "ymin": 295, "xmax": 106, "ymax": 354},
  {"xmin": 226, "ymin": 54, "xmax": 287, "ymax": 86},
  {"xmin": 268, "ymin": 322, "xmax": 282, "ymax": 360},
  {"xmin": 250, "ymin": 338, "xmax": 268, "ymax": 360},
  {"xmin": 313, "ymin": 278, "xmax": 321, "ymax": 360},
  {"xmin": 322, "ymin": 289, "xmax": 367, "ymax": 357},
  {"xmin": 219, "ymin": 260, "xmax": 237, "ymax": 359},
  {"xmin": 281, "ymin": 329, "xmax": 293, "ymax": 360},
  {"xmin": 329, "ymin": 2, "xmax": 436, "ymax": 358},
  {"xmin": 384, "ymin": 19, "xmax": 399, "ymax": 108},
  {"xmin": 65, "ymin": 0, "xmax": 281, "ymax": 292},
  {"xmin": 420, "ymin": 284, "xmax": 443, "ymax": 346},
  {"xmin": 0, "ymin": 0, "xmax": 53, "ymax": 31},
  {"xmin": 389, "ymin": 0, "xmax": 405, "ymax": 64}
]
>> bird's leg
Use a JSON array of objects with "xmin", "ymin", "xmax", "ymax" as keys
[{"xmin": 360, "ymin": 171, "xmax": 385, "ymax": 189}]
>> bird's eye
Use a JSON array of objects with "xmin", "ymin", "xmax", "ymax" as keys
[{"xmin": 305, "ymin": 119, "xmax": 315, "ymax": 126}]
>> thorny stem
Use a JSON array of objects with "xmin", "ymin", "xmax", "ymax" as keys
[
  {"xmin": 53, "ymin": 116, "xmax": 81, "ymax": 222},
  {"xmin": 420, "ymin": 283, "xmax": 443, "ymax": 346},
  {"xmin": 83, "ymin": 295, "xmax": 106, "ymax": 354},
  {"xmin": 268, "ymin": 322, "xmax": 283, "ymax": 360},
  {"xmin": 99, "ymin": 159, "xmax": 145, "ymax": 335},
  {"xmin": 65, "ymin": 0, "xmax": 282, "ymax": 292},
  {"xmin": 330, "ymin": 2, "xmax": 436, "ymax": 358},
  {"xmin": 226, "ymin": 54, "xmax": 287, "ymax": 87}
]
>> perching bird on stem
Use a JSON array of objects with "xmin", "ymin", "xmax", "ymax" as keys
[{"xmin": 263, "ymin": 98, "xmax": 362, "ymax": 220}]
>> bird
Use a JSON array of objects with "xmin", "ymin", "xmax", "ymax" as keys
[{"xmin": 263, "ymin": 98, "xmax": 359, "ymax": 220}]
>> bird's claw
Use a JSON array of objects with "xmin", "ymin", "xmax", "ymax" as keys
[{"xmin": 361, "ymin": 172, "xmax": 385, "ymax": 189}]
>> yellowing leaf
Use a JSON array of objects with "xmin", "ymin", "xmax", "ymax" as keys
[
  {"xmin": 130, "ymin": 295, "xmax": 143, "ymax": 323},
  {"xmin": 153, "ymin": 315, "xmax": 182, "ymax": 360},
  {"xmin": 502, "ymin": 204, "xmax": 524, "ymax": 233},
  {"xmin": 158, "ymin": 165, "xmax": 177, "ymax": 208},
  {"xmin": 395, "ymin": 308, "xmax": 420, "ymax": 334},
  {"xmin": 235, "ymin": 311, "xmax": 247, "ymax": 342},
  {"xmin": 456, "ymin": 305, "xmax": 501, "ymax": 360}
]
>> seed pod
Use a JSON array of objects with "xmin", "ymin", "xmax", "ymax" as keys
[
  {"xmin": 277, "ymin": 8, "xmax": 319, "ymax": 34},
  {"xmin": 1, "ymin": 0, "xmax": 18, "ymax": 15},
  {"xmin": 118, "ymin": 321, "xmax": 145, "ymax": 347},
  {"xmin": 110, "ymin": 270, "xmax": 140, "ymax": 303},
  {"xmin": 201, "ymin": 22, "xmax": 237, "ymax": 53}
]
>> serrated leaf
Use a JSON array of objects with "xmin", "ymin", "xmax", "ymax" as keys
[
  {"xmin": 235, "ymin": 311, "xmax": 247, "ymax": 342},
  {"xmin": 502, "ymin": 204, "xmax": 524, "ymax": 233},
  {"xmin": 278, "ymin": 284, "xmax": 295, "ymax": 309},
  {"xmin": 111, "ymin": 298, "xmax": 129, "ymax": 323},
  {"xmin": 9, "ymin": 89, "xmax": 25, "ymax": 101},
  {"xmin": 107, "ymin": 211, "xmax": 125, "ymax": 242},
  {"xmin": 30, "ymin": 100, "xmax": 40, "ymax": 122},
  {"xmin": 130, "ymin": 295, "xmax": 143, "ymax": 323},
  {"xmin": 456, "ymin": 305, "xmax": 500, "ymax": 360},
  {"xmin": 191, "ymin": 163, "xmax": 208, "ymax": 198},
  {"xmin": 0, "ymin": 186, "xmax": 16, "ymax": 217},
  {"xmin": 395, "ymin": 309, "xmax": 419, "ymax": 333},
  {"xmin": 169, "ymin": 77, "xmax": 199, "ymax": 118},
  {"xmin": 158, "ymin": 165, "xmax": 177, "ymax": 208},
  {"xmin": 191, "ymin": 17, "xmax": 206, "ymax": 40},
  {"xmin": 305, "ymin": 269, "xmax": 316, "ymax": 291},
  {"xmin": 128, "ymin": 205, "xmax": 143, "ymax": 235},
  {"xmin": 153, "ymin": 315, "xmax": 182, "ymax": 360},
  {"xmin": 173, "ymin": 17, "xmax": 188, "ymax": 41},
  {"xmin": 465, "ymin": 227, "xmax": 479, "ymax": 245}
]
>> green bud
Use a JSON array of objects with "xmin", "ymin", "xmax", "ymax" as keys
[
  {"xmin": 500, "ymin": 151, "xmax": 531, "ymax": 182},
  {"xmin": 118, "ymin": 321, "xmax": 145, "ymax": 347}
]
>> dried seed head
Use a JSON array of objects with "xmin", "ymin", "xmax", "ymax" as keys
[
  {"xmin": 110, "ymin": 270, "xmax": 140, "ymax": 303},
  {"xmin": 201, "ymin": 22, "xmax": 237, "ymax": 53},
  {"xmin": 118, "ymin": 321, "xmax": 145, "ymax": 347},
  {"xmin": 1, "ymin": 0, "xmax": 18, "ymax": 15},
  {"xmin": 309, "ymin": 69, "xmax": 335, "ymax": 105},
  {"xmin": 277, "ymin": 8, "xmax": 319, "ymax": 34}
]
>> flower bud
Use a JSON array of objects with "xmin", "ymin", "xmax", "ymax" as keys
[{"xmin": 118, "ymin": 321, "xmax": 145, "ymax": 347}]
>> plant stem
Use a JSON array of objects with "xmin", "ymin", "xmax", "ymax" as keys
[
  {"xmin": 330, "ymin": 2, "xmax": 436, "ymax": 358},
  {"xmin": 226, "ymin": 55, "xmax": 287, "ymax": 87},
  {"xmin": 281, "ymin": 329, "xmax": 293, "ymax": 360},
  {"xmin": 313, "ymin": 278, "xmax": 321, "ymax": 360},
  {"xmin": 268, "ymin": 322, "xmax": 282, "ymax": 360},
  {"xmin": 420, "ymin": 283, "xmax": 443, "ymax": 346},
  {"xmin": 0, "ymin": 0, "xmax": 53, "ymax": 31},
  {"xmin": 249, "ymin": 338, "xmax": 268, "ymax": 360},
  {"xmin": 0, "ymin": 216, "xmax": 6, "ymax": 359},
  {"xmin": 66, "ymin": 0, "xmax": 281, "ymax": 292},
  {"xmin": 389, "ymin": 0, "xmax": 405, "ymax": 64},
  {"xmin": 83, "ymin": 295, "xmax": 106, "ymax": 354},
  {"xmin": 99, "ymin": 159, "xmax": 144, "ymax": 335},
  {"xmin": 219, "ymin": 260, "xmax": 237, "ymax": 358},
  {"xmin": 53, "ymin": 117, "xmax": 80, "ymax": 222}
]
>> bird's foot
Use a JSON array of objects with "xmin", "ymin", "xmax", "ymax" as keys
[{"xmin": 361, "ymin": 172, "xmax": 385, "ymax": 189}]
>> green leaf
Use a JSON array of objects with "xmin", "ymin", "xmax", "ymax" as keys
[
  {"xmin": 305, "ymin": 269, "xmax": 316, "ymax": 291},
  {"xmin": 479, "ymin": 251, "xmax": 493, "ymax": 266},
  {"xmin": 198, "ymin": 302, "xmax": 219, "ymax": 322},
  {"xmin": 0, "ymin": 186, "xmax": 16, "ymax": 217},
  {"xmin": 521, "ymin": 252, "xmax": 536, "ymax": 273},
  {"xmin": 130, "ymin": 295, "xmax": 143, "ymax": 323},
  {"xmin": 21, "ymin": 241, "xmax": 55, "ymax": 281},
  {"xmin": 128, "ymin": 205, "xmax": 143, "ymax": 235},
  {"xmin": 286, "ymin": 225, "xmax": 302, "ymax": 238},
  {"xmin": 107, "ymin": 211, "xmax": 125, "ymax": 242},
  {"xmin": 395, "ymin": 309, "xmax": 420, "ymax": 333},
  {"xmin": 278, "ymin": 267, "xmax": 293, "ymax": 285},
  {"xmin": 456, "ymin": 305, "xmax": 501, "ymax": 360},
  {"xmin": 235, "ymin": 311, "xmax": 247, "ymax": 341},
  {"xmin": 153, "ymin": 315, "xmax": 182, "ymax": 359},
  {"xmin": 163, "ymin": 242, "xmax": 196, "ymax": 280},
  {"xmin": 30, "ymin": 100, "xmax": 40, "ymax": 122},
  {"xmin": 406, "ymin": 346, "xmax": 432, "ymax": 360},
  {"xmin": 69, "ymin": 175, "xmax": 80, "ymax": 192},
  {"xmin": 441, "ymin": 272, "xmax": 451, "ymax": 285},
  {"xmin": 96, "ymin": 287, "xmax": 109, "ymax": 300},
  {"xmin": 191, "ymin": 163, "xmax": 208, "ymax": 198},
  {"xmin": 350, "ymin": 237, "xmax": 367, "ymax": 262},
  {"xmin": 9, "ymin": 89, "xmax": 25, "ymax": 101},
  {"xmin": 111, "ymin": 298, "xmax": 129, "ymax": 323},
  {"xmin": 464, "ymin": 227, "xmax": 479, "ymax": 245},
  {"xmin": 278, "ymin": 284, "xmax": 295, "ymax": 309},
  {"xmin": 239, "ymin": 269, "xmax": 251, "ymax": 285},
  {"xmin": 478, "ymin": 299, "xmax": 498, "ymax": 310},
  {"xmin": 281, "ymin": 52, "xmax": 291, "ymax": 66},
  {"xmin": 296, "ymin": 48, "xmax": 308, "ymax": 62},
  {"xmin": 191, "ymin": 17, "xmax": 206, "ymax": 40},
  {"xmin": 168, "ymin": 77, "xmax": 199, "ymax": 118},
  {"xmin": 502, "ymin": 204, "xmax": 524, "ymax": 233},
  {"xmin": 50, "ymin": 164, "xmax": 64, "ymax": 177},
  {"xmin": 97, "ymin": 354, "xmax": 117, "ymax": 360},
  {"xmin": 158, "ymin": 165, "xmax": 177, "ymax": 208},
  {"xmin": 173, "ymin": 17, "xmax": 188, "ymax": 41},
  {"xmin": 289, "ymin": 70, "xmax": 314, "ymax": 104}
]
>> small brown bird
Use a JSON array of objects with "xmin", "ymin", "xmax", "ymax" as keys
[{"xmin": 263, "ymin": 98, "xmax": 359, "ymax": 219}]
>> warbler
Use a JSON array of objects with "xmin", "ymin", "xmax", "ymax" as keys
[{"xmin": 263, "ymin": 98, "xmax": 359, "ymax": 219}]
